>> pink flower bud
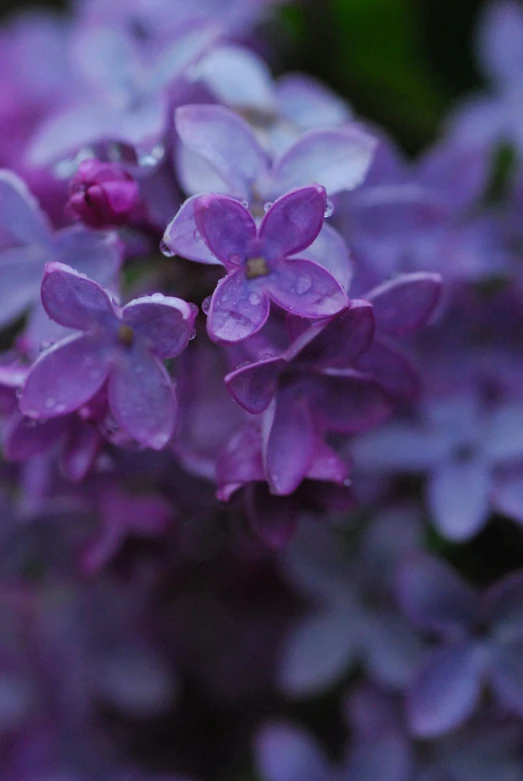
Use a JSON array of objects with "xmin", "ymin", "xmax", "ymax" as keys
[{"xmin": 66, "ymin": 159, "xmax": 139, "ymax": 228}]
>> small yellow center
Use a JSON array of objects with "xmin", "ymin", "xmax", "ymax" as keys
[
  {"xmin": 246, "ymin": 257, "xmax": 269, "ymax": 279},
  {"xmin": 118, "ymin": 324, "xmax": 135, "ymax": 347}
]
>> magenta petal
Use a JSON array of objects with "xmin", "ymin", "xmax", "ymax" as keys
[
  {"xmin": 41, "ymin": 262, "xmax": 117, "ymax": 331},
  {"xmin": 225, "ymin": 356, "xmax": 286, "ymax": 414},
  {"xmin": 122, "ymin": 296, "xmax": 198, "ymax": 358},
  {"xmin": 267, "ymin": 258, "xmax": 348, "ymax": 318},
  {"xmin": 194, "ymin": 194, "xmax": 256, "ymax": 266},
  {"xmin": 407, "ymin": 642, "xmax": 487, "ymax": 737},
  {"xmin": 107, "ymin": 348, "xmax": 176, "ymax": 450},
  {"xmin": 271, "ymin": 127, "xmax": 377, "ymax": 196},
  {"xmin": 259, "ymin": 185, "xmax": 327, "ymax": 259},
  {"xmin": 207, "ymin": 270, "xmax": 270, "ymax": 344},
  {"xmin": 262, "ymin": 391, "xmax": 315, "ymax": 495},
  {"xmin": 428, "ymin": 458, "xmax": 491, "ymax": 541},
  {"xmin": 311, "ymin": 371, "xmax": 392, "ymax": 433},
  {"xmin": 175, "ymin": 104, "xmax": 269, "ymax": 198},
  {"xmin": 397, "ymin": 555, "xmax": 481, "ymax": 636},
  {"xmin": 20, "ymin": 334, "xmax": 110, "ymax": 419},
  {"xmin": 161, "ymin": 195, "xmax": 222, "ymax": 265},
  {"xmin": 366, "ymin": 272, "xmax": 442, "ymax": 336},
  {"xmin": 297, "ymin": 300, "xmax": 375, "ymax": 369}
]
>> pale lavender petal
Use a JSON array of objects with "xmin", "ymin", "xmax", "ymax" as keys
[
  {"xmin": 490, "ymin": 638, "xmax": 523, "ymax": 716},
  {"xmin": 311, "ymin": 371, "xmax": 392, "ymax": 433},
  {"xmin": 276, "ymin": 73, "xmax": 352, "ymax": 130},
  {"xmin": 194, "ymin": 194, "xmax": 256, "ymax": 266},
  {"xmin": 366, "ymin": 272, "xmax": 442, "ymax": 336},
  {"xmin": 428, "ymin": 458, "xmax": 491, "ymax": 541},
  {"xmin": 476, "ymin": 0, "xmax": 523, "ymax": 87},
  {"xmin": 20, "ymin": 333, "xmax": 111, "ymax": 419},
  {"xmin": 0, "ymin": 253, "xmax": 44, "ymax": 328},
  {"xmin": 262, "ymin": 391, "xmax": 315, "ymax": 495},
  {"xmin": 108, "ymin": 347, "xmax": 176, "ymax": 450},
  {"xmin": 255, "ymin": 722, "xmax": 332, "ymax": 781},
  {"xmin": 483, "ymin": 404, "xmax": 523, "ymax": 464},
  {"xmin": 175, "ymin": 104, "xmax": 269, "ymax": 198},
  {"xmin": 225, "ymin": 356, "xmax": 287, "ymax": 414},
  {"xmin": 260, "ymin": 185, "xmax": 326, "ymax": 259},
  {"xmin": 123, "ymin": 295, "xmax": 198, "ymax": 358},
  {"xmin": 216, "ymin": 424, "xmax": 265, "ymax": 501},
  {"xmin": 363, "ymin": 611, "xmax": 424, "ymax": 690},
  {"xmin": 41, "ymin": 262, "xmax": 117, "ymax": 331},
  {"xmin": 207, "ymin": 270, "xmax": 271, "ymax": 343},
  {"xmin": 407, "ymin": 642, "xmax": 487, "ymax": 737},
  {"xmin": 71, "ymin": 25, "xmax": 141, "ymax": 99},
  {"xmin": 266, "ymin": 258, "xmax": 348, "ymax": 318},
  {"xmin": 297, "ymin": 223, "xmax": 353, "ymax": 290},
  {"xmin": 150, "ymin": 23, "xmax": 219, "ymax": 91},
  {"xmin": 270, "ymin": 127, "xmax": 377, "ymax": 196},
  {"xmin": 161, "ymin": 195, "xmax": 222, "ymax": 264},
  {"xmin": 296, "ymin": 300, "xmax": 375, "ymax": 369},
  {"xmin": 397, "ymin": 555, "xmax": 481, "ymax": 635},
  {"xmin": 193, "ymin": 45, "xmax": 275, "ymax": 112},
  {"xmin": 356, "ymin": 338, "xmax": 420, "ymax": 400},
  {"xmin": 54, "ymin": 226, "xmax": 123, "ymax": 286},
  {"xmin": 0, "ymin": 170, "xmax": 52, "ymax": 248},
  {"xmin": 351, "ymin": 424, "xmax": 447, "ymax": 473},
  {"xmin": 279, "ymin": 605, "xmax": 360, "ymax": 695}
]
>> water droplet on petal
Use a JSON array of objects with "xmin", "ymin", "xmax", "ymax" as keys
[
  {"xmin": 193, "ymin": 228, "xmax": 202, "ymax": 242},
  {"xmin": 260, "ymin": 352, "xmax": 275, "ymax": 361},
  {"xmin": 324, "ymin": 199, "xmax": 334, "ymax": 218},
  {"xmin": 241, "ymin": 200, "xmax": 249, "ymax": 209},
  {"xmin": 296, "ymin": 274, "xmax": 312, "ymax": 294},
  {"xmin": 202, "ymin": 296, "xmax": 211, "ymax": 314},
  {"xmin": 263, "ymin": 202, "xmax": 273, "ymax": 213},
  {"xmin": 235, "ymin": 360, "xmax": 252, "ymax": 371},
  {"xmin": 45, "ymin": 397, "xmax": 56, "ymax": 410},
  {"xmin": 160, "ymin": 240, "xmax": 175, "ymax": 257},
  {"xmin": 249, "ymin": 292, "xmax": 261, "ymax": 305},
  {"xmin": 150, "ymin": 292, "xmax": 165, "ymax": 303},
  {"xmin": 189, "ymin": 329, "xmax": 196, "ymax": 341}
]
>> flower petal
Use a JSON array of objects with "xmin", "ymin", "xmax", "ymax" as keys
[
  {"xmin": 262, "ymin": 390, "xmax": 315, "ymax": 495},
  {"xmin": 297, "ymin": 223, "xmax": 353, "ymax": 291},
  {"xmin": 366, "ymin": 272, "xmax": 442, "ymax": 336},
  {"xmin": 225, "ymin": 356, "xmax": 287, "ymax": 414},
  {"xmin": 41, "ymin": 262, "xmax": 117, "ymax": 331},
  {"xmin": 276, "ymin": 73, "xmax": 352, "ymax": 130},
  {"xmin": 216, "ymin": 424, "xmax": 265, "ymax": 501},
  {"xmin": 161, "ymin": 195, "xmax": 222, "ymax": 265},
  {"xmin": 296, "ymin": 300, "xmax": 375, "ymax": 369},
  {"xmin": 492, "ymin": 472, "xmax": 523, "ymax": 525},
  {"xmin": 428, "ymin": 457, "xmax": 491, "ymax": 541},
  {"xmin": 194, "ymin": 194, "xmax": 256, "ymax": 267},
  {"xmin": 407, "ymin": 642, "xmax": 487, "ymax": 737},
  {"xmin": 483, "ymin": 404, "xmax": 523, "ymax": 464},
  {"xmin": 175, "ymin": 104, "xmax": 269, "ymax": 198},
  {"xmin": 476, "ymin": 0, "xmax": 523, "ymax": 88},
  {"xmin": 245, "ymin": 484, "xmax": 298, "ymax": 549},
  {"xmin": 270, "ymin": 127, "xmax": 377, "ymax": 196},
  {"xmin": 490, "ymin": 638, "xmax": 523, "ymax": 717},
  {"xmin": 207, "ymin": 270, "xmax": 270, "ymax": 344},
  {"xmin": 311, "ymin": 371, "xmax": 392, "ymax": 433},
  {"xmin": 54, "ymin": 226, "xmax": 123, "ymax": 286},
  {"xmin": 193, "ymin": 45, "xmax": 275, "ymax": 112},
  {"xmin": 485, "ymin": 571, "xmax": 523, "ymax": 636},
  {"xmin": 3, "ymin": 411, "xmax": 67, "ymax": 461},
  {"xmin": 260, "ymin": 185, "xmax": 326, "ymax": 259},
  {"xmin": 396, "ymin": 555, "xmax": 481, "ymax": 636},
  {"xmin": 123, "ymin": 295, "xmax": 198, "ymax": 358},
  {"xmin": 108, "ymin": 347, "xmax": 176, "ymax": 450},
  {"xmin": 351, "ymin": 423, "xmax": 447, "ymax": 473},
  {"xmin": 0, "ymin": 253, "xmax": 44, "ymax": 328},
  {"xmin": 267, "ymin": 258, "xmax": 348, "ymax": 318},
  {"xmin": 355, "ymin": 338, "xmax": 420, "ymax": 401},
  {"xmin": 20, "ymin": 334, "xmax": 110, "ymax": 419},
  {"xmin": 255, "ymin": 722, "xmax": 332, "ymax": 781},
  {"xmin": 0, "ymin": 170, "xmax": 52, "ymax": 248}
]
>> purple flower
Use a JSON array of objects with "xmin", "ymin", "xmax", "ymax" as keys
[
  {"xmin": 255, "ymin": 721, "xmax": 332, "ymax": 781},
  {"xmin": 398, "ymin": 554, "xmax": 523, "ymax": 736},
  {"xmin": 193, "ymin": 185, "xmax": 348, "ymax": 342},
  {"xmin": 66, "ymin": 159, "xmax": 140, "ymax": 228},
  {"xmin": 19, "ymin": 263, "xmax": 197, "ymax": 449}
]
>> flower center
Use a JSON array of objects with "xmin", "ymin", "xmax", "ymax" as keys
[
  {"xmin": 117, "ymin": 324, "xmax": 135, "ymax": 347},
  {"xmin": 245, "ymin": 256, "xmax": 269, "ymax": 279}
]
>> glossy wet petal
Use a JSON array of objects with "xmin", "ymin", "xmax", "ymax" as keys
[
  {"xmin": 194, "ymin": 194, "xmax": 256, "ymax": 267},
  {"xmin": 260, "ymin": 185, "xmax": 327, "ymax": 259},
  {"xmin": 428, "ymin": 457, "xmax": 491, "ymax": 541},
  {"xmin": 267, "ymin": 258, "xmax": 347, "ymax": 318},
  {"xmin": 161, "ymin": 195, "xmax": 222, "ymax": 265},
  {"xmin": 123, "ymin": 295, "xmax": 198, "ymax": 358},
  {"xmin": 41, "ymin": 262, "xmax": 117, "ymax": 331},
  {"xmin": 216, "ymin": 424, "xmax": 265, "ymax": 501},
  {"xmin": 262, "ymin": 391, "xmax": 315, "ymax": 495},
  {"xmin": 225, "ymin": 356, "xmax": 286, "ymax": 414},
  {"xmin": 366, "ymin": 272, "xmax": 442, "ymax": 336},
  {"xmin": 207, "ymin": 270, "xmax": 270, "ymax": 343},
  {"xmin": 108, "ymin": 347, "xmax": 176, "ymax": 450},
  {"xmin": 20, "ymin": 333, "xmax": 111, "ymax": 419}
]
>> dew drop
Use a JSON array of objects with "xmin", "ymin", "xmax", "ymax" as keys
[
  {"xmin": 150, "ymin": 292, "xmax": 165, "ymax": 303},
  {"xmin": 241, "ymin": 200, "xmax": 249, "ymax": 208},
  {"xmin": 263, "ymin": 202, "xmax": 273, "ymax": 213},
  {"xmin": 160, "ymin": 240, "xmax": 175, "ymax": 257},
  {"xmin": 324, "ymin": 199, "xmax": 334, "ymax": 218},
  {"xmin": 249, "ymin": 292, "xmax": 261, "ymax": 305},
  {"xmin": 202, "ymin": 296, "xmax": 211, "ymax": 314},
  {"xmin": 296, "ymin": 274, "xmax": 312, "ymax": 294},
  {"xmin": 235, "ymin": 360, "xmax": 252, "ymax": 371},
  {"xmin": 260, "ymin": 352, "xmax": 275, "ymax": 361},
  {"xmin": 189, "ymin": 329, "xmax": 196, "ymax": 341},
  {"xmin": 193, "ymin": 228, "xmax": 202, "ymax": 242}
]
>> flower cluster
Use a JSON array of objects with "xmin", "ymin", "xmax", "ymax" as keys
[{"xmin": 0, "ymin": 0, "xmax": 523, "ymax": 779}]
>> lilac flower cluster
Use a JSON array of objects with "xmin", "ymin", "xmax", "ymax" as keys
[{"xmin": 0, "ymin": 0, "xmax": 523, "ymax": 779}]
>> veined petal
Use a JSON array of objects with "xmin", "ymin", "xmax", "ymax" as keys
[
  {"xmin": 175, "ymin": 104, "xmax": 269, "ymax": 198},
  {"xmin": 225, "ymin": 356, "xmax": 287, "ymax": 414},
  {"xmin": 20, "ymin": 333, "xmax": 111, "ymax": 419},
  {"xmin": 428, "ymin": 458, "xmax": 491, "ymax": 542},
  {"xmin": 161, "ymin": 195, "xmax": 222, "ymax": 265},
  {"xmin": 41, "ymin": 262, "xmax": 117, "ymax": 331},
  {"xmin": 266, "ymin": 258, "xmax": 348, "ymax": 318},
  {"xmin": 262, "ymin": 390, "xmax": 315, "ymax": 495},
  {"xmin": 207, "ymin": 270, "xmax": 270, "ymax": 344},
  {"xmin": 108, "ymin": 348, "xmax": 176, "ymax": 450},
  {"xmin": 259, "ymin": 185, "xmax": 327, "ymax": 259},
  {"xmin": 123, "ymin": 295, "xmax": 198, "ymax": 359},
  {"xmin": 194, "ymin": 194, "xmax": 256, "ymax": 267},
  {"xmin": 407, "ymin": 642, "xmax": 487, "ymax": 737},
  {"xmin": 270, "ymin": 126, "xmax": 377, "ymax": 196},
  {"xmin": 276, "ymin": 73, "xmax": 352, "ymax": 130},
  {"xmin": 366, "ymin": 272, "xmax": 442, "ymax": 336}
]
